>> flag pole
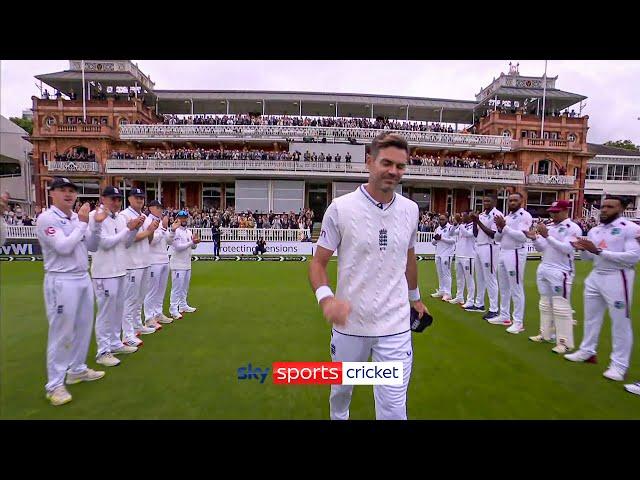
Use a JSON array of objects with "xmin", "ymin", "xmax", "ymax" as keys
[
  {"xmin": 541, "ymin": 60, "xmax": 548, "ymax": 138},
  {"xmin": 81, "ymin": 60, "xmax": 87, "ymax": 122}
]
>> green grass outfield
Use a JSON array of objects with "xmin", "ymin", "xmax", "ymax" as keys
[{"xmin": 1, "ymin": 258, "xmax": 639, "ymax": 419}]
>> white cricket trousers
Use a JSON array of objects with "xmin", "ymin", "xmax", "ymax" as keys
[
  {"xmin": 475, "ymin": 243, "xmax": 499, "ymax": 311},
  {"xmin": 329, "ymin": 329, "xmax": 413, "ymax": 420},
  {"xmin": 170, "ymin": 269, "xmax": 192, "ymax": 313},
  {"xmin": 122, "ymin": 267, "xmax": 149, "ymax": 340},
  {"xmin": 93, "ymin": 275, "xmax": 126, "ymax": 356},
  {"xmin": 43, "ymin": 272, "xmax": 94, "ymax": 393},
  {"xmin": 435, "ymin": 255, "xmax": 452, "ymax": 297},
  {"xmin": 454, "ymin": 256, "xmax": 476, "ymax": 303},
  {"xmin": 497, "ymin": 248, "xmax": 528, "ymax": 324},
  {"xmin": 579, "ymin": 269, "xmax": 635, "ymax": 372},
  {"xmin": 144, "ymin": 263, "xmax": 170, "ymax": 321}
]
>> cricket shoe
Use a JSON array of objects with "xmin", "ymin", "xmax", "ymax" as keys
[
  {"xmin": 170, "ymin": 310, "xmax": 183, "ymax": 320},
  {"xmin": 624, "ymin": 382, "xmax": 640, "ymax": 396},
  {"xmin": 551, "ymin": 344, "xmax": 572, "ymax": 354},
  {"xmin": 465, "ymin": 304, "xmax": 485, "ymax": 312},
  {"xmin": 179, "ymin": 305, "xmax": 197, "ymax": 313},
  {"xmin": 482, "ymin": 311, "xmax": 500, "ymax": 321},
  {"xmin": 46, "ymin": 386, "xmax": 72, "ymax": 406},
  {"xmin": 430, "ymin": 291, "xmax": 443, "ymax": 298},
  {"xmin": 96, "ymin": 352, "xmax": 121, "ymax": 367},
  {"xmin": 529, "ymin": 334, "xmax": 555, "ymax": 343},
  {"xmin": 564, "ymin": 350, "xmax": 597, "ymax": 364},
  {"xmin": 112, "ymin": 345, "xmax": 138, "ymax": 355},
  {"xmin": 488, "ymin": 317, "xmax": 511, "ymax": 326},
  {"xmin": 66, "ymin": 368, "xmax": 105, "ymax": 385},
  {"xmin": 158, "ymin": 314, "xmax": 174, "ymax": 324},
  {"xmin": 145, "ymin": 319, "xmax": 162, "ymax": 331},
  {"xmin": 124, "ymin": 337, "xmax": 143, "ymax": 348},
  {"xmin": 136, "ymin": 326, "xmax": 156, "ymax": 335},
  {"xmin": 441, "ymin": 295, "xmax": 452, "ymax": 302},
  {"xmin": 603, "ymin": 365, "xmax": 626, "ymax": 382},
  {"xmin": 448, "ymin": 297, "xmax": 464, "ymax": 304},
  {"xmin": 506, "ymin": 322, "xmax": 525, "ymax": 334}
]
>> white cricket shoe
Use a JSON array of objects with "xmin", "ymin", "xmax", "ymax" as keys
[
  {"xmin": 66, "ymin": 368, "xmax": 106, "ymax": 385},
  {"xmin": 96, "ymin": 352, "xmax": 121, "ymax": 367},
  {"xmin": 179, "ymin": 305, "xmax": 197, "ymax": 313},
  {"xmin": 624, "ymin": 382, "xmax": 640, "ymax": 396},
  {"xmin": 603, "ymin": 366, "xmax": 626, "ymax": 382},
  {"xmin": 506, "ymin": 323, "xmax": 525, "ymax": 334},
  {"xmin": 529, "ymin": 334, "xmax": 545, "ymax": 343},
  {"xmin": 488, "ymin": 317, "xmax": 512, "ymax": 326},
  {"xmin": 564, "ymin": 350, "xmax": 597, "ymax": 363},
  {"xmin": 46, "ymin": 386, "xmax": 72, "ymax": 406},
  {"xmin": 112, "ymin": 345, "xmax": 138, "ymax": 355},
  {"xmin": 430, "ymin": 291, "xmax": 443, "ymax": 298},
  {"xmin": 145, "ymin": 319, "xmax": 162, "ymax": 331},
  {"xmin": 136, "ymin": 326, "xmax": 156, "ymax": 335},
  {"xmin": 441, "ymin": 295, "xmax": 452, "ymax": 302},
  {"xmin": 124, "ymin": 337, "xmax": 143, "ymax": 347},
  {"xmin": 551, "ymin": 344, "xmax": 571, "ymax": 354},
  {"xmin": 448, "ymin": 297, "xmax": 464, "ymax": 304},
  {"xmin": 158, "ymin": 314, "xmax": 173, "ymax": 324},
  {"xmin": 170, "ymin": 310, "xmax": 183, "ymax": 320}
]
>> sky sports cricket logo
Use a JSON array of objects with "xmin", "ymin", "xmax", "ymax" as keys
[{"xmin": 237, "ymin": 362, "xmax": 403, "ymax": 385}]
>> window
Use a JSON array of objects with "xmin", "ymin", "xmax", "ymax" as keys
[
  {"xmin": 606, "ymin": 164, "xmax": 640, "ymax": 181},
  {"xmin": 0, "ymin": 163, "xmax": 21, "ymax": 177},
  {"xmin": 410, "ymin": 188, "xmax": 431, "ymax": 210},
  {"xmin": 568, "ymin": 133, "xmax": 577, "ymax": 142},
  {"xmin": 202, "ymin": 182, "xmax": 221, "ymax": 210},
  {"xmin": 573, "ymin": 167, "xmax": 580, "ymax": 179},
  {"xmin": 526, "ymin": 190, "xmax": 558, "ymax": 218},
  {"xmin": 502, "ymin": 129, "xmax": 512, "ymax": 137},
  {"xmin": 45, "ymin": 116, "xmax": 56, "ymax": 126},
  {"xmin": 586, "ymin": 165, "xmax": 604, "ymax": 180},
  {"xmin": 144, "ymin": 182, "xmax": 157, "ymax": 204},
  {"xmin": 42, "ymin": 152, "xmax": 49, "ymax": 166},
  {"xmin": 225, "ymin": 183, "xmax": 235, "ymax": 208},
  {"xmin": 521, "ymin": 130, "xmax": 528, "ymax": 138},
  {"xmin": 533, "ymin": 159, "xmax": 554, "ymax": 175},
  {"xmin": 119, "ymin": 117, "xmax": 129, "ymax": 126}
]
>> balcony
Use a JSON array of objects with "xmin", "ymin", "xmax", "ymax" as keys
[
  {"xmin": 47, "ymin": 161, "xmax": 101, "ymax": 174},
  {"xmin": 527, "ymin": 174, "xmax": 575, "ymax": 186},
  {"xmin": 514, "ymin": 138, "xmax": 582, "ymax": 151},
  {"xmin": 37, "ymin": 124, "xmax": 115, "ymax": 138},
  {"xmin": 119, "ymin": 124, "xmax": 512, "ymax": 151},
  {"xmin": 105, "ymin": 159, "xmax": 525, "ymax": 185}
]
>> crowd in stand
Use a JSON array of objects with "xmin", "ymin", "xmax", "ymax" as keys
[
  {"xmin": 162, "ymin": 114, "xmax": 463, "ymax": 133},
  {"xmin": 111, "ymin": 148, "xmax": 519, "ymax": 170}
]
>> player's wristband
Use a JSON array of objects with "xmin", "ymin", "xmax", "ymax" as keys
[
  {"xmin": 315, "ymin": 286, "xmax": 334, "ymax": 304},
  {"xmin": 408, "ymin": 287, "xmax": 420, "ymax": 302}
]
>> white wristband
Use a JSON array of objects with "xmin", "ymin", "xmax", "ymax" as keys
[
  {"xmin": 315, "ymin": 285, "xmax": 334, "ymax": 304},
  {"xmin": 408, "ymin": 287, "xmax": 420, "ymax": 302}
]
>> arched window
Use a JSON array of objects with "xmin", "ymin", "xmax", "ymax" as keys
[{"xmin": 531, "ymin": 158, "xmax": 557, "ymax": 175}]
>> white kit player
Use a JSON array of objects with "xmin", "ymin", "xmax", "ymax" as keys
[
  {"xmin": 120, "ymin": 187, "xmax": 160, "ymax": 342},
  {"xmin": 492, "ymin": 193, "xmax": 533, "ymax": 334},
  {"xmin": 90, "ymin": 186, "xmax": 143, "ymax": 367},
  {"xmin": 566, "ymin": 197, "xmax": 640, "ymax": 382},
  {"xmin": 36, "ymin": 177, "xmax": 106, "ymax": 406},
  {"xmin": 430, "ymin": 214, "xmax": 456, "ymax": 302},
  {"xmin": 169, "ymin": 210, "xmax": 200, "ymax": 319},
  {"xmin": 467, "ymin": 196, "xmax": 501, "ymax": 319},
  {"xmin": 525, "ymin": 200, "xmax": 582, "ymax": 353},
  {"xmin": 309, "ymin": 133, "xmax": 429, "ymax": 420},
  {"xmin": 144, "ymin": 200, "xmax": 179, "ymax": 328},
  {"xmin": 449, "ymin": 212, "xmax": 476, "ymax": 308}
]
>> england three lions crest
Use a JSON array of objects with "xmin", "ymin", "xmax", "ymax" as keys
[{"xmin": 379, "ymin": 229, "xmax": 388, "ymax": 251}]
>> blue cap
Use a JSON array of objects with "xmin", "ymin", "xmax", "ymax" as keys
[
  {"xmin": 102, "ymin": 186, "xmax": 123, "ymax": 197},
  {"xmin": 177, "ymin": 210, "xmax": 189, "ymax": 217},
  {"xmin": 128, "ymin": 187, "xmax": 145, "ymax": 197}
]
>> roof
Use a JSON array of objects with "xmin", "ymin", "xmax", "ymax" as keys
[
  {"xmin": 588, "ymin": 143, "xmax": 640, "ymax": 157},
  {"xmin": 491, "ymin": 87, "xmax": 586, "ymax": 101}
]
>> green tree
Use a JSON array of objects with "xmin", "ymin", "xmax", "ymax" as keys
[
  {"xmin": 9, "ymin": 117, "xmax": 33, "ymax": 136},
  {"xmin": 603, "ymin": 139, "xmax": 639, "ymax": 152}
]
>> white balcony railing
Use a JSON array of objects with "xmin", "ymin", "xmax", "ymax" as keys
[
  {"xmin": 47, "ymin": 161, "xmax": 101, "ymax": 173},
  {"xmin": 527, "ymin": 174, "xmax": 575, "ymax": 185},
  {"xmin": 119, "ymin": 124, "xmax": 512, "ymax": 150},
  {"xmin": 4, "ymin": 225, "xmax": 309, "ymax": 242},
  {"xmin": 105, "ymin": 159, "xmax": 525, "ymax": 182}
]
